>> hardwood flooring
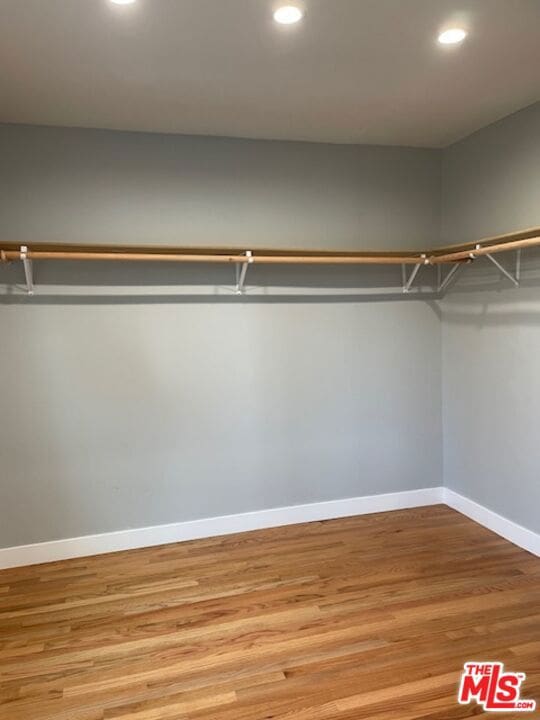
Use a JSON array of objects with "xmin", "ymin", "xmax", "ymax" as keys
[{"xmin": 0, "ymin": 505, "xmax": 538, "ymax": 719}]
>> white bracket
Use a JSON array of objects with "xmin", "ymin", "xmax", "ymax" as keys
[
  {"xmin": 485, "ymin": 249, "xmax": 521, "ymax": 287},
  {"xmin": 20, "ymin": 245, "xmax": 34, "ymax": 295},
  {"xmin": 438, "ymin": 263, "xmax": 463, "ymax": 294},
  {"xmin": 235, "ymin": 250, "xmax": 253, "ymax": 295},
  {"xmin": 468, "ymin": 243, "xmax": 482, "ymax": 260},
  {"xmin": 402, "ymin": 254, "xmax": 428, "ymax": 293},
  {"xmin": 437, "ymin": 246, "xmax": 522, "ymax": 297}
]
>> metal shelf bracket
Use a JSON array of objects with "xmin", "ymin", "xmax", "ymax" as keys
[
  {"xmin": 235, "ymin": 250, "xmax": 253, "ymax": 295},
  {"xmin": 20, "ymin": 245, "xmax": 34, "ymax": 295},
  {"xmin": 402, "ymin": 254, "xmax": 428, "ymax": 293},
  {"xmin": 485, "ymin": 249, "xmax": 521, "ymax": 287},
  {"xmin": 438, "ymin": 263, "xmax": 463, "ymax": 294}
]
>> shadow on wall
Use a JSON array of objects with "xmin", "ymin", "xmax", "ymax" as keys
[
  {"xmin": 440, "ymin": 246, "xmax": 540, "ymax": 328},
  {"xmin": 442, "ymin": 302, "xmax": 540, "ymax": 329},
  {"xmin": 0, "ymin": 259, "xmax": 442, "ymax": 304}
]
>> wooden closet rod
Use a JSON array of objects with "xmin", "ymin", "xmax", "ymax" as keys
[
  {"xmin": 1, "ymin": 227, "xmax": 539, "ymax": 266},
  {"xmin": 0, "ymin": 249, "xmax": 427, "ymax": 265},
  {"xmin": 429, "ymin": 235, "xmax": 540, "ymax": 264}
]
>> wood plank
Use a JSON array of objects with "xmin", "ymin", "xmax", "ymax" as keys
[{"xmin": 0, "ymin": 505, "xmax": 538, "ymax": 719}]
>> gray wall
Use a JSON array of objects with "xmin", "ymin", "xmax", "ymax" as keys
[
  {"xmin": 0, "ymin": 124, "xmax": 443, "ymax": 548},
  {"xmin": 3, "ymin": 104, "xmax": 538, "ymax": 548},
  {"xmin": 0, "ymin": 123, "xmax": 440, "ymax": 251},
  {"xmin": 442, "ymin": 286, "xmax": 540, "ymax": 533},
  {"xmin": 0, "ymin": 301, "xmax": 441, "ymax": 547},
  {"xmin": 441, "ymin": 101, "xmax": 540, "ymax": 245},
  {"xmin": 441, "ymin": 102, "xmax": 540, "ymax": 533}
]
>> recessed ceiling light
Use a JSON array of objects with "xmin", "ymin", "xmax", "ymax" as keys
[
  {"xmin": 110, "ymin": 0, "xmax": 136, "ymax": 5},
  {"xmin": 438, "ymin": 28, "xmax": 467, "ymax": 45},
  {"xmin": 273, "ymin": 5, "xmax": 304, "ymax": 25}
]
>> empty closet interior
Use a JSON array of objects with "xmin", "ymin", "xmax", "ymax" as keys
[{"xmin": 0, "ymin": 2, "xmax": 539, "ymax": 718}]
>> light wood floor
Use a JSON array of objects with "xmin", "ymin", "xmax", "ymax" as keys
[{"xmin": 0, "ymin": 505, "xmax": 539, "ymax": 719}]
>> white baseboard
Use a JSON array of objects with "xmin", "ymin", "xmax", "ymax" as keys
[
  {"xmin": 0, "ymin": 487, "xmax": 443, "ymax": 570},
  {"xmin": 444, "ymin": 488, "xmax": 540, "ymax": 557},
  {"xmin": 1, "ymin": 486, "xmax": 537, "ymax": 570}
]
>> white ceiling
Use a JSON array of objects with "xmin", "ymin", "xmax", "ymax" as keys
[{"xmin": 1, "ymin": 0, "xmax": 539, "ymax": 148}]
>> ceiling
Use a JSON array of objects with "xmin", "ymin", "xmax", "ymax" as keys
[{"xmin": 1, "ymin": 0, "xmax": 539, "ymax": 148}]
